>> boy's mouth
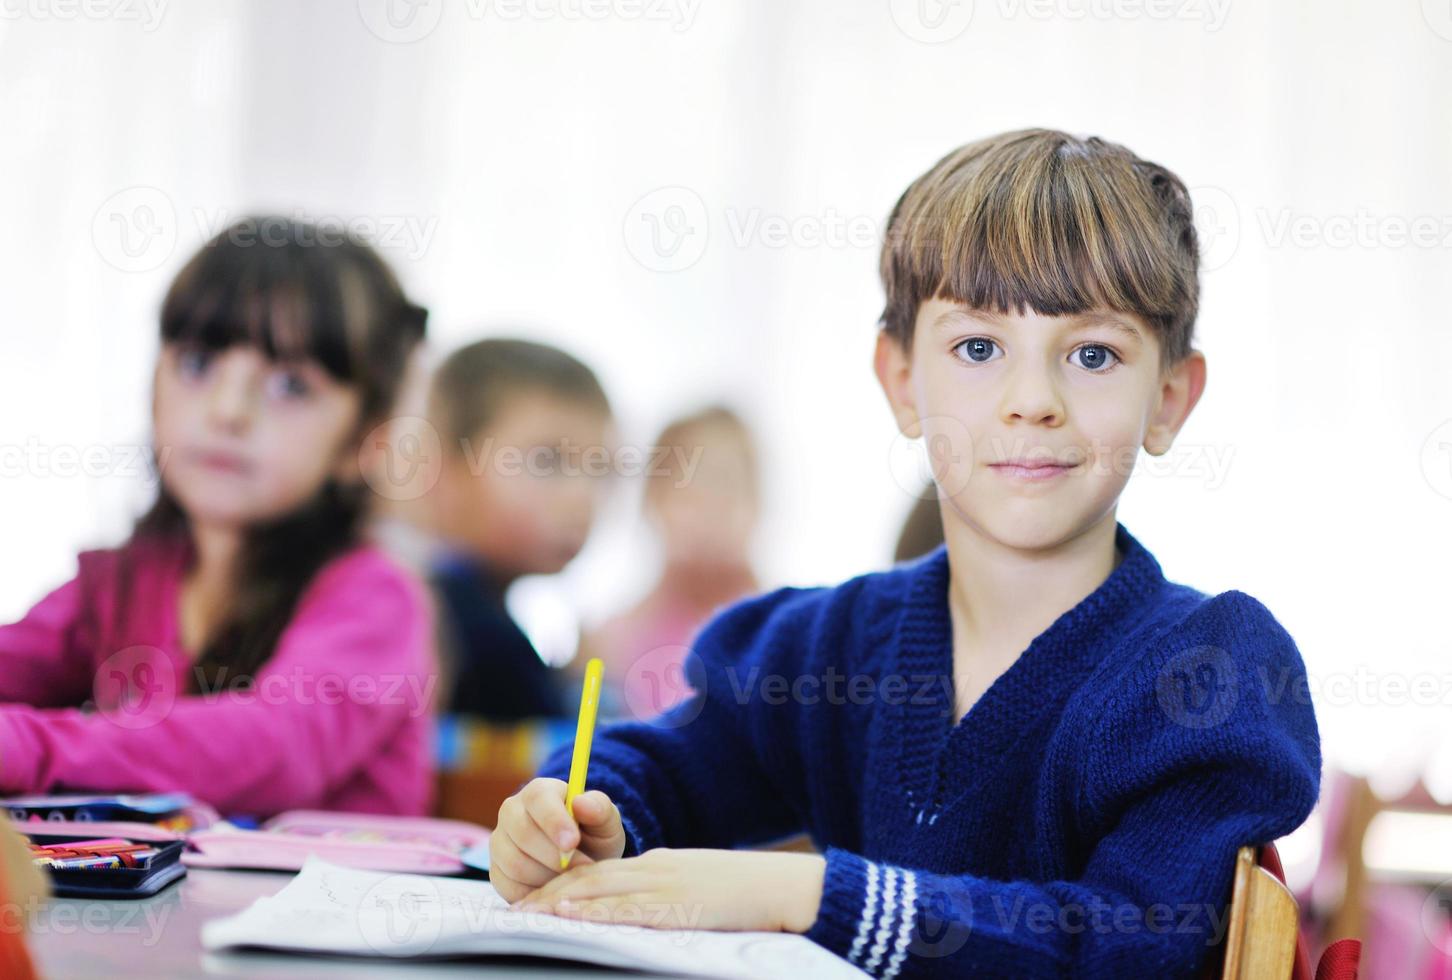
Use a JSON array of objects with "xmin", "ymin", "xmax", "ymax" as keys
[{"xmin": 989, "ymin": 459, "xmax": 1078, "ymax": 482}]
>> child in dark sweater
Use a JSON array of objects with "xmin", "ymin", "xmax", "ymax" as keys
[
  {"xmin": 487, "ymin": 130, "xmax": 1320, "ymax": 979},
  {"xmin": 425, "ymin": 338, "xmax": 614, "ymax": 723}
]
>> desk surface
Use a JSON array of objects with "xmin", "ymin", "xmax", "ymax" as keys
[{"xmin": 29, "ymin": 867, "xmax": 682, "ymax": 979}]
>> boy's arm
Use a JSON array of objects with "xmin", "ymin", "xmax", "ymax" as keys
[
  {"xmin": 803, "ymin": 591, "xmax": 1321, "ymax": 980},
  {"xmin": 537, "ymin": 587, "xmax": 821, "ymax": 854}
]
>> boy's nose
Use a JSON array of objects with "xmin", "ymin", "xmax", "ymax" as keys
[{"xmin": 997, "ymin": 366, "xmax": 1065, "ymax": 427}]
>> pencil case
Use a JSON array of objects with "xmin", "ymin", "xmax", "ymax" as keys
[
  {"xmin": 183, "ymin": 810, "xmax": 492, "ymax": 875},
  {"xmin": 2, "ymin": 792, "xmax": 218, "ymax": 832},
  {"xmin": 24, "ymin": 831, "xmax": 187, "ymax": 899}
]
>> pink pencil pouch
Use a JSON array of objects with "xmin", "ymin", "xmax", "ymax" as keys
[{"xmin": 182, "ymin": 810, "xmax": 491, "ymax": 875}]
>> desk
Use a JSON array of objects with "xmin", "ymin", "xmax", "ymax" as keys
[{"xmin": 28, "ymin": 867, "xmax": 682, "ymax": 978}]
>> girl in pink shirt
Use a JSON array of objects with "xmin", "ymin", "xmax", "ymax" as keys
[{"xmin": 0, "ymin": 217, "xmax": 436, "ymax": 818}]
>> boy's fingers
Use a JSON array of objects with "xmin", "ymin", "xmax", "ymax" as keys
[
  {"xmin": 523, "ymin": 784, "xmax": 580, "ymax": 850},
  {"xmin": 490, "ymin": 837, "xmax": 558, "ymax": 892},
  {"xmin": 510, "ymin": 814, "xmax": 571, "ymax": 875},
  {"xmin": 571, "ymin": 791, "xmax": 617, "ymax": 827}
]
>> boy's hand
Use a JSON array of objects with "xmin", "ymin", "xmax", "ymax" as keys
[
  {"xmin": 490, "ymin": 778, "xmax": 626, "ymax": 904},
  {"xmin": 513, "ymin": 848, "xmax": 828, "ymax": 934}
]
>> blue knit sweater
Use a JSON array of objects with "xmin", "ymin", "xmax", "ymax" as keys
[{"xmin": 539, "ymin": 522, "xmax": 1321, "ymax": 978}]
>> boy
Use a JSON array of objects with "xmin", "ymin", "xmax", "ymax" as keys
[
  {"xmin": 488, "ymin": 131, "xmax": 1320, "ymax": 978},
  {"xmin": 426, "ymin": 338, "xmax": 614, "ymax": 722}
]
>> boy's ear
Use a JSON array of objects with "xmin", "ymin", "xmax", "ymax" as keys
[
  {"xmin": 1144, "ymin": 350, "xmax": 1208, "ymax": 455},
  {"xmin": 874, "ymin": 330, "xmax": 922, "ymax": 438}
]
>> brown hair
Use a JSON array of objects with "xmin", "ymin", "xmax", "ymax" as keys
[
  {"xmin": 879, "ymin": 129, "xmax": 1199, "ymax": 371},
  {"xmin": 120, "ymin": 216, "xmax": 427, "ymax": 691},
  {"xmin": 429, "ymin": 338, "xmax": 611, "ymax": 448}
]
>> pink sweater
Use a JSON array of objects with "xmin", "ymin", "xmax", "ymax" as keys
[{"xmin": 0, "ymin": 537, "xmax": 436, "ymax": 818}]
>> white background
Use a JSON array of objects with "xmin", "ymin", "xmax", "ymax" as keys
[{"xmin": 1, "ymin": 0, "xmax": 1450, "ymax": 789}]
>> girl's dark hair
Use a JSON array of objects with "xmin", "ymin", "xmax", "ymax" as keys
[{"xmin": 118, "ymin": 216, "xmax": 427, "ymax": 691}]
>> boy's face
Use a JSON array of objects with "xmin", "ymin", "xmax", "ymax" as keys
[
  {"xmin": 434, "ymin": 387, "xmax": 614, "ymax": 577},
  {"xmin": 875, "ymin": 298, "xmax": 1205, "ymax": 550}
]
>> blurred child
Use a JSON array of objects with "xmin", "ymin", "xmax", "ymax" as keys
[
  {"xmin": 585, "ymin": 405, "xmax": 760, "ymax": 719},
  {"xmin": 0, "ymin": 217, "xmax": 435, "ymax": 817},
  {"xmin": 490, "ymin": 131, "xmax": 1322, "ymax": 979},
  {"xmin": 425, "ymin": 338, "xmax": 613, "ymax": 723},
  {"xmin": 0, "ymin": 817, "xmax": 44, "ymax": 980}
]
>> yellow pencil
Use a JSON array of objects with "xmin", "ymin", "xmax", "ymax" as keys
[{"xmin": 560, "ymin": 657, "xmax": 604, "ymax": 870}]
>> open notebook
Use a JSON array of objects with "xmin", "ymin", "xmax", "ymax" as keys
[{"xmin": 201, "ymin": 858, "xmax": 868, "ymax": 979}]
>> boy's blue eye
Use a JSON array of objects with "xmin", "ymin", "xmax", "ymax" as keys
[
  {"xmin": 1073, "ymin": 344, "xmax": 1119, "ymax": 371},
  {"xmin": 954, "ymin": 338, "xmax": 1000, "ymax": 363}
]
